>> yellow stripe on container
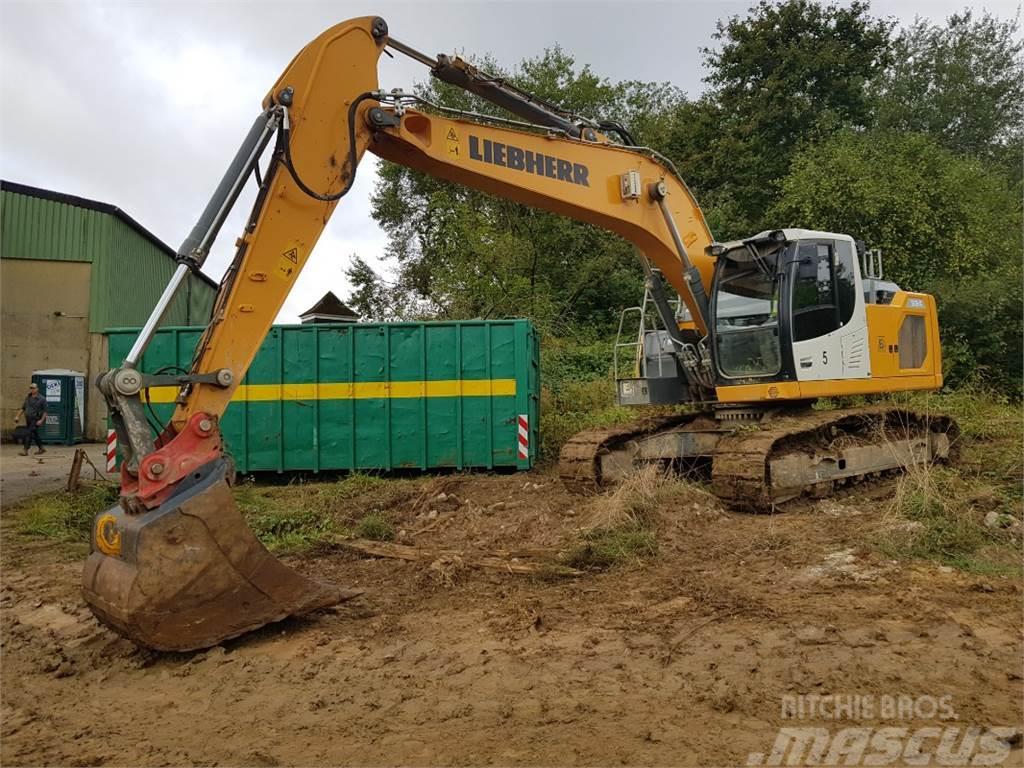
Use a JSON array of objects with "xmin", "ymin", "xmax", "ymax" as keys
[{"xmin": 143, "ymin": 378, "xmax": 517, "ymax": 403}]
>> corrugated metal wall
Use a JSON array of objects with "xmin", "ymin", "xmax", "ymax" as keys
[
  {"xmin": 0, "ymin": 187, "xmax": 216, "ymax": 330},
  {"xmin": 0, "ymin": 188, "xmax": 107, "ymax": 263},
  {"xmin": 89, "ymin": 217, "xmax": 214, "ymax": 332}
]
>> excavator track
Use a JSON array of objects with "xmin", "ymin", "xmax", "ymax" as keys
[
  {"xmin": 560, "ymin": 406, "xmax": 959, "ymax": 511},
  {"xmin": 558, "ymin": 413, "xmax": 699, "ymax": 494},
  {"xmin": 711, "ymin": 406, "xmax": 959, "ymax": 513}
]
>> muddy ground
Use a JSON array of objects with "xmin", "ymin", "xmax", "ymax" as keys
[{"xmin": 1, "ymin": 470, "xmax": 1022, "ymax": 767}]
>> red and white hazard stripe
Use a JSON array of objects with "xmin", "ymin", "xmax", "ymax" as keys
[
  {"xmin": 517, "ymin": 414, "xmax": 529, "ymax": 460},
  {"xmin": 106, "ymin": 429, "xmax": 117, "ymax": 473}
]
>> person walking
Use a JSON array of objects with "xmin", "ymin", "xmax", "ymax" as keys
[{"xmin": 14, "ymin": 382, "xmax": 47, "ymax": 456}]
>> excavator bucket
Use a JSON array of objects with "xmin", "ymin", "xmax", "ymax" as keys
[{"xmin": 82, "ymin": 459, "xmax": 347, "ymax": 652}]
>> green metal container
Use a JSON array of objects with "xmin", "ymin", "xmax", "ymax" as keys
[{"xmin": 106, "ymin": 321, "xmax": 539, "ymax": 474}]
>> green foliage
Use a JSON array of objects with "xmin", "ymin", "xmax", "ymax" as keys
[
  {"xmin": 771, "ymin": 128, "xmax": 1023, "ymax": 391},
  {"xmin": 14, "ymin": 483, "xmax": 118, "ymax": 543},
  {"xmin": 773, "ymin": 129, "xmax": 1021, "ymax": 285},
  {"xmin": 354, "ymin": 512, "xmax": 395, "ymax": 542},
  {"xmin": 537, "ymin": 336, "xmax": 635, "ymax": 461},
  {"xmin": 931, "ymin": 275, "xmax": 1023, "ymax": 395},
  {"xmin": 541, "ymin": 337, "xmax": 617, "ymax": 391},
  {"xmin": 670, "ymin": 0, "xmax": 893, "ymax": 226},
  {"xmin": 872, "ymin": 10, "xmax": 1024, "ymax": 172}
]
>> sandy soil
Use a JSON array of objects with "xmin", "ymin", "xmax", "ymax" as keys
[{"xmin": 1, "ymin": 471, "xmax": 1021, "ymax": 766}]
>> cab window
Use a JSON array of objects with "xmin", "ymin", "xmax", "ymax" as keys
[
  {"xmin": 835, "ymin": 240, "xmax": 857, "ymax": 326},
  {"xmin": 791, "ymin": 241, "xmax": 853, "ymax": 341}
]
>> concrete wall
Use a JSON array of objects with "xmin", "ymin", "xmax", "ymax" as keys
[{"xmin": 1, "ymin": 259, "xmax": 92, "ymax": 437}]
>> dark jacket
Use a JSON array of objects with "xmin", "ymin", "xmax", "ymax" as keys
[{"xmin": 22, "ymin": 393, "xmax": 46, "ymax": 424}]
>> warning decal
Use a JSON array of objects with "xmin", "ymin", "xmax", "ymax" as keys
[
  {"xmin": 276, "ymin": 247, "xmax": 300, "ymax": 280},
  {"xmin": 446, "ymin": 128, "xmax": 459, "ymax": 159}
]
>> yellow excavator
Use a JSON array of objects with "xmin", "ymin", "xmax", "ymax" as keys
[{"xmin": 83, "ymin": 17, "xmax": 956, "ymax": 651}]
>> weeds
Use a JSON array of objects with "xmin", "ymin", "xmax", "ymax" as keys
[
  {"xmin": 564, "ymin": 466, "xmax": 667, "ymax": 570},
  {"xmin": 354, "ymin": 512, "xmax": 395, "ymax": 542},
  {"xmin": 583, "ymin": 465, "xmax": 667, "ymax": 531},
  {"xmin": 13, "ymin": 483, "xmax": 118, "ymax": 543},
  {"xmin": 234, "ymin": 473, "xmax": 399, "ymax": 552},
  {"xmin": 876, "ymin": 465, "xmax": 1020, "ymax": 575},
  {"xmin": 564, "ymin": 524, "xmax": 657, "ymax": 570},
  {"xmin": 244, "ymin": 505, "xmax": 336, "ymax": 554},
  {"xmin": 814, "ymin": 386, "xmax": 1021, "ymax": 574}
]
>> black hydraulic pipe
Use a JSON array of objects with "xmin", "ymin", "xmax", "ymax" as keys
[
  {"xmin": 431, "ymin": 55, "xmax": 585, "ymax": 139},
  {"xmin": 177, "ymin": 109, "xmax": 278, "ymax": 267},
  {"xmin": 644, "ymin": 268, "xmax": 686, "ymax": 346}
]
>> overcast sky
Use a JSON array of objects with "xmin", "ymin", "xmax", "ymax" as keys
[{"xmin": 1, "ymin": 0, "xmax": 1017, "ymax": 322}]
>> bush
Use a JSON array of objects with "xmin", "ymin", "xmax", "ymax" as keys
[
  {"xmin": 538, "ymin": 336, "xmax": 639, "ymax": 461},
  {"xmin": 932, "ymin": 272, "xmax": 1023, "ymax": 397}
]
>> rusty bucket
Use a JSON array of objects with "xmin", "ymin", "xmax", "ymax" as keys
[{"xmin": 82, "ymin": 459, "xmax": 345, "ymax": 652}]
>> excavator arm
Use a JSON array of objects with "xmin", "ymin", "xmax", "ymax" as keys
[{"xmin": 83, "ymin": 16, "xmax": 715, "ymax": 651}]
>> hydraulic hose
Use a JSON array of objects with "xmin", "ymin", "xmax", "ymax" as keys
[{"xmin": 280, "ymin": 91, "xmax": 378, "ymax": 202}]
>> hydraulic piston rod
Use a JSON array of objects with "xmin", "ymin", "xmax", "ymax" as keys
[
  {"xmin": 649, "ymin": 181, "xmax": 711, "ymax": 335},
  {"xmin": 123, "ymin": 109, "xmax": 280, "ymax": 367}
]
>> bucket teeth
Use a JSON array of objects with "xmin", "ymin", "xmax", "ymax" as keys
[{"xmin": 82, "ymin": 459, "xmax": 347, "ymax": 652}]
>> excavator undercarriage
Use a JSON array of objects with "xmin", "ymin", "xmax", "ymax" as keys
[{"xmin": 558, "ymin": 406, "xmax": 958, "ymax": 512}]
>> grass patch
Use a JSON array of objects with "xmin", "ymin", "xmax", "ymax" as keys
[
  {"xmin": 234, "ymin": 472, "xmax": 399, "ymax": 553},
  {"xmin": 564, "ymin": 524, "xmax": 657, "ymax": 570},
  {"xmin": 888, "ymin": 384, "xmax": 1021, "ymax": 442},
  {"xmin": 564, "ymin": 466, "xmax": 667, "ymax": 570},
  {"xmin": 876, "ymin": 465, "xmax": 1021, "ymax": 576},
  {"xmin": 354, "ymin": 512, "xmax": 395, "ymax": 542},
  {"xmin": 817, "ymin": 385, "xmax": 1021, "ymax": 575},
  {"xmin": 245, "ymin": 506, "xmax": 336, "ymax": 554},
  {"xmin": 12, "ymin": 483, "xmax": 118, "ymax": 543},
  {"xmin": 234, "ymin": 482, "xmax": 340, "ymax": 554}
]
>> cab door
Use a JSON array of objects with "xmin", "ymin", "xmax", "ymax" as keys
[{"xmin": 788, "ymin": 239, "xmax": 869, "ymax": 382}]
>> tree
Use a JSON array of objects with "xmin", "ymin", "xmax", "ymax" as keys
[
  {"xmin": 351, "ymin": 48, "xmax": 687, "ymax": 335},
  {"xmin": 666, "ymin": 0, "xmax": 893, "ymax": 229},
  {"xmin": 771, "ymin": 128, "xmax": 1023, "ymax": 391},
  {"xmin": 872, "ymin": 10, "xmax": 1024, "ymax": 173}
]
